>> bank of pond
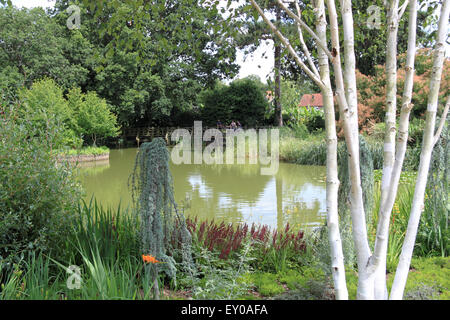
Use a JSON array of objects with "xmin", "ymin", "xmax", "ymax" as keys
[
  {"xmin": 0, "ymin": 198, "xmax": 448, "ymax": 300},
  {"xmin": 1, "ymin": 128, "xmax": 447, "ymax": 300}
]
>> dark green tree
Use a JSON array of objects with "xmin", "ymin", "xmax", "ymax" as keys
[
  {"xmin": 51, "ymin": 0, "xmax": 240, "ymax": 127},
  {"xmin": 201, "ymin": 77, "xmax": 269, "ymax": 127},
  {"xmin": 0, "ymin": 6, "xmax": 90, "ymax": 90}
]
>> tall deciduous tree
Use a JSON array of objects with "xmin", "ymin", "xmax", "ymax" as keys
[{"xmin": 0, "ymin": 6, "xmax": 90, "ymax": 90}]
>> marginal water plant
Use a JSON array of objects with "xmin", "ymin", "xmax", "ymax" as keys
[{"xmin": 130, "ymin": 138, "xmax": 195, "ymax": 299}]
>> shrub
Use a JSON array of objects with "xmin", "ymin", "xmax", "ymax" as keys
[{"xmin": 0, "ymin": 103, "xmax": 82, "ymax": 270}]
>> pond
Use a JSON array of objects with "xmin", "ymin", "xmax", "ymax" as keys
[{"xmin": 77, "ymin": 148, "xmax": 327, "ymax": 231}]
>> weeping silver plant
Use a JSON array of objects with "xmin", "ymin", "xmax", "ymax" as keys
[{"xmin": 130, "ymin": 138, "xmax": 195, "ymax": 299}]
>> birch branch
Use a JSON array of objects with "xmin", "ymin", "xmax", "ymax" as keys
[
  {"xmin": 275, "ymin": 0, "xmax": 334, "ymax": 61},
  {"xmin": 398, "ymin": 0, "xmax": 409, "ymax": 20},
  {"xmin": 433, "ymin": 95, "xmax": 450, "ymax": 147},
  {"xmin": 249, "ymin": 0, "xmax": 325, "ymax": 89},
  {"xmin": 294, "ymin": 0, "xmax": 320, "ymax": 78}
]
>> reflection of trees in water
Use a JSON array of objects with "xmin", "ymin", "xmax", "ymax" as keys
[
  {"xmin": 276, "ymin": 164, "xmax": 326, "ymax": 230},
  {"xmin": 282, "ymin": 199, "xmax": 326, "ymax": 230},
  {"xmin": 275, "ymin": 163, "xmax": 326, "ymax": 187},
  {"xmin": 170, "ymin": 163, "xmax": 271, "ymax": 202},
  {"xmin": 77, "ymin": 149, "xmax": 137, "ymax": 209},
  {"xmin": 79, "ymin": 148, "xmax": 327, "ymax": 231},
  {"xmin": 170, "ymin": 162, "xmax": 271, "ymax": 224},
  {"xmin": 75, "ymin": 160, "xmax": 110, "ymax": 176}
]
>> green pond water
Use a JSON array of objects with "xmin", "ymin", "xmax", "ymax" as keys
[{"xmin": 77, "ymin": 148, "xmax": 327, "ymax": 231}]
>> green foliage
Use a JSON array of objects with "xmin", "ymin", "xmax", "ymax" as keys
[
  {"xmin": 54, "ymin": 0, "xmax": 239, "ymax": 127},
  {"xmin": 0, "ymin": 6, "xmax": 89, "ymax": 90},
  {"xmin": 0, "ymin": 103, "xmax": 82, "ymax": 270},
  {"xmin": 275, "ymin": 267, "xmax": 334, "ymax": 300},
  {"xmin": 292, "ymin": 107, "xmax": 325, "ymax": 133},
  {"xmin": 58, "ymin": 146, "xmax": 110, "ymax": 157},
  {"xmin": 18, "ymin": 80, "xmax": 119, "ymax": 149},
  {"xmin": 387, "ymin": 257, "xmax": 450, "ymax": 300},
  {"xmin": 19, "ymin": 78, "xmax": 82, "ymax": 149},
  {"xmin": 338, "ymin": 135, "xmax": 374, "ymax": 223},
  {"xmin": 67, "ymin": 88, "xmax": 120, "ymax": 146},
  {"xmin": 416, "ymin": 123, "xmax": 449, "ymax": 257},
  {"xmin": 65, "ymin": 199, "xmax": 140, "ymax": 267},
  {"xmin": 0, "ymin": 254, "xmax": 63, "ymax": 300},
  {"xmin": 200, "ymin": 77, "xmax": 269, "ymax": 127},
  {"xmin": 250, "ymin": 272, "xmax": 285, "ymax": 297},
  {"xmin": 186, "ymin": 239, "xmax": 254, "ymax": 299},
  {"xmin": 279, "ymin": 130, "xmax": 327, "ymax": 165},
  {"xmin": 370, "ymin": 178, "xmax": 414, "ymax": 273},
  {"xmin": 0, "ymin": 66, "xmax": 24, "ymax": 104}
]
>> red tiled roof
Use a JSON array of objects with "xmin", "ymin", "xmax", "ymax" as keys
[{"xmin": 299, "ymin": 93, "xmax": 323, "ymax": 107}]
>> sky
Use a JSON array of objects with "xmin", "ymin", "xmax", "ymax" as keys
[{"xmin": 10, "ymin": 0, "xmax": 449, "ymax": 84}]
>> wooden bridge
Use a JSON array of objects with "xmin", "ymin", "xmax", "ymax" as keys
[
  {"xmin": 121, "ymin": 126, "xmax": 221, "ymax": 146},
  {"xmin": 120, "ymin": 126, "xmax": 272, "ymax": 146}
]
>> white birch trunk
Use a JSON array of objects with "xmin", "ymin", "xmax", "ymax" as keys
[
  {"xmin": 373, "ymin": 0, "xmax": 418, "ymax": 300},
  {"xmin": 315, "ymin": 0, "xmax": 348, "ymax": 300},
  {"xmin": 374, "ymin": 0, "xmax": 400, "ymax": 300},
  {"xmin": 329, "ymin": 0, "xmax": 373, "ymax": 300},
  {"xmin": 389, "ymin": 0, "xmax": 450, "ymax": 300},
  {"xmin": 250, "ymin": 0, "xmax": 448, "ymax": 301}
]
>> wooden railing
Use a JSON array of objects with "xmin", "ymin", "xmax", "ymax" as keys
[{"xmin": 122, "ymin": 126, "xmax": 274, "ymax": 140}]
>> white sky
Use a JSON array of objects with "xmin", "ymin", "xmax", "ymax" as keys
[{"xmin": 10, "ymin": 0, "xmax": 449, "ymax": 84}]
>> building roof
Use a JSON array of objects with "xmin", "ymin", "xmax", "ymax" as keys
[{"xmin": 299, "ymin": 93, "xmax": 323, "ymax": 107}]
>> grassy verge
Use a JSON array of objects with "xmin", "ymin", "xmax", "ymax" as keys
[
  {"xmin": 278, "ymin": 127, "xmax": 421, "ymax": 171},
  {"xmin": 56, "ymin": 146, "xmax": 110, "ymax": 157},
  {"xmin": 0, "ymin": 198, "xmax": 448, "ymax": 300}
]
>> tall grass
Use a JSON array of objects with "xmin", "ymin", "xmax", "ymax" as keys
[
  {"xmin": 279, "ymin": 130, "xmax": 327, "ymax": 165},
  {"xmin": 64, "ymin": 198, "xmax": 140, "ymax": 266},
  {"xmin": 0, "ymin": 199, "xmax": 162, "ymax": 300},
  {"xmin": 0, "ymin": 253, "xmax": 63, "ymax": 300}
]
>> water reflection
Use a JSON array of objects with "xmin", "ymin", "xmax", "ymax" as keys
[{"xmin": 77, "ymin": 148, "xmax": 327, "ymax": 230}]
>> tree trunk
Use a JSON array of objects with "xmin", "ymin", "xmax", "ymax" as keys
[
  {"xmin": 274, "ymin": 6, "xmax": 283, "ymax": 127},
  {"xmin": 316, "ymin": 0, "xmax": 348, "ymax": 300},
  {"xmin": 374, "ymin": 0, "xmax": 400, "ymax": 300},
  {"xmin": 390, "ymin": 0, "xmax": 450, "ymax": 299},
  {"xmin": 329, "ymin": 0, "xmax": 373, "ymax": 299}
]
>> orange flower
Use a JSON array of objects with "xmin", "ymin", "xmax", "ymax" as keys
[{"xmin": 142, "ymin": 254, "xmax": 162, "ymax": 264}]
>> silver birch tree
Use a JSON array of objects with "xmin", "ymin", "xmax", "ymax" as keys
[{"xmin": 246, "ymin": 0, "xmax": 449, "ymax": 299}]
